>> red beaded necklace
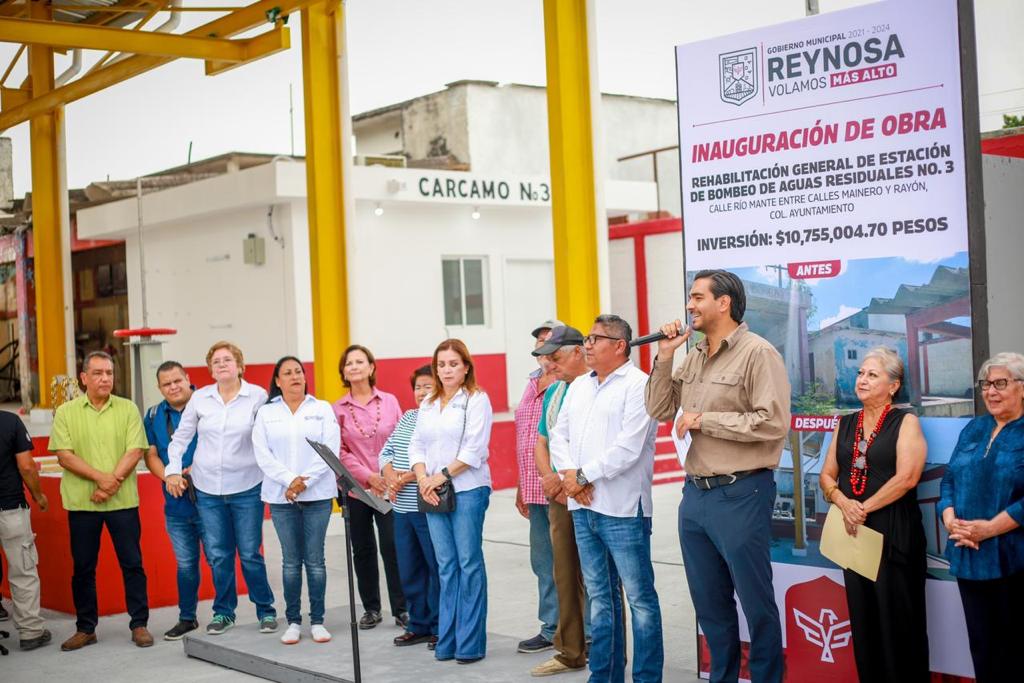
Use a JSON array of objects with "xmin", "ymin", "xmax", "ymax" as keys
[{"xmin": 849, "ymin": 403, "xmax": 892, "ymax": 496}]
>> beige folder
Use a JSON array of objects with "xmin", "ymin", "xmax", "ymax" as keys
[{"xmin": 819, "ymin": 504, "xmax": 884, "ymax": 581}]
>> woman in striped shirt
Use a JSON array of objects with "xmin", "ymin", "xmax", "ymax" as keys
[{"xmin": 380, "ymin": 365, "xmax": 439, "ymax": 648}]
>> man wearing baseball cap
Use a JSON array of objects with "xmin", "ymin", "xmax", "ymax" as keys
[
  {"xmin": 514, "ymin": 319, "xmax": 564, "ymax": 654},
  {"xmin": 528, "ymin": 325, "xmax": 595, "ymax": 677}
]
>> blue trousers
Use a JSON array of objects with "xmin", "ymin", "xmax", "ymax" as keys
[
  {"xmin": 679, "ymin": 470, "xmax": 782, "ymax": 683},
  {"xmin": 269, "ymin": 499, "xmax": 333, "ymax": 625},
  {"xmin": 426, "ymin": 486, "xmax": 490, "ymax": 660},
  {"xmin": 195, "ymin": 484, "xmax": 276, "ymax": 622},
  {"xmin": 528, "ymin": 503, "xmax": 559, "ymax": 640},
  {"xmin": 394, "ymin": 510, "xmax": 440, "ymax": 636},
  {"xmin": 573, "ymin": 506, "xmax": 664, "ymax": 683},
  {"xmin": 165, "ymin": 513, "xmax": 208, "ymax": 622}
]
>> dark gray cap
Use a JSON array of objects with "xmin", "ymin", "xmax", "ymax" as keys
[
  {"xmin": 531, "ymin": 319, "xmax": 565, "ymax": 338},
  {"xmin": 532, "ymin": 325, "xmax": 585, "ymax": 356}
]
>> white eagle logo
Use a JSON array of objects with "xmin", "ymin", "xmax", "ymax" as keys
[{"xmin": 792, "ymin": 608, "xmax": 852, "ymax": 663}]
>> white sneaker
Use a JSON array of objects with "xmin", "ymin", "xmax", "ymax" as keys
[
  {"xmin": 280, "ymin": 623, "xmax": 301, "ymax": 645},
  {"xmin": 311, "ymin": 624, "xmax": 332, "ymax": 643}
]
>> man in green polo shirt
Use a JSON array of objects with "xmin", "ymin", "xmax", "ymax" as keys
[{"xmin": 48, "ymin": 351, "xmax": 152, "ymax": 651}]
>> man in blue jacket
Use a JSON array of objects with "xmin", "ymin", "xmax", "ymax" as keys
[{"xmin": 143, "ymin": 360, "xmax": 208, "ymax": 640}]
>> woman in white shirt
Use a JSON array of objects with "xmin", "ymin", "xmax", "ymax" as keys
[
  {"xmin": 165, "ymin": 341, "xmax": 277, "ymax": 636},
  {"xmin": 409, "ymin": 339, "xmax": 494, "ymax": 664},
  {"xmin": 253, "ymin": 356, "xmax": 340, "ymax": 645}
]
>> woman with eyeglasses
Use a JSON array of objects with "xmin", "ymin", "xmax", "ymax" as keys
[
  {"xmin": 938, "ymin": 352, "xmax": 1024, "ymax": 683},
  {"xmin": 818, "ymin": 346, "xmax": 929, "ymax": 682}
]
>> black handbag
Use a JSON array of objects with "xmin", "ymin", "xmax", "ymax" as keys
[
  {"xmin": 417, "ymin": 480, "xmax": 456, "ymax": 513},
  {"xmin": 417, "ymin": 398, "xmax": 468, "ymax": 513}
]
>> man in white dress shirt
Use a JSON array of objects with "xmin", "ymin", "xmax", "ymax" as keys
[{"xmin": 549, "ymin": 314, "xmax": 663, "ymax": 683}]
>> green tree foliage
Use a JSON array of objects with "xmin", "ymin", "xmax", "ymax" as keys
[{"xmin": 792, "ymin": 380, "xmax": 836, "ymax": 415}]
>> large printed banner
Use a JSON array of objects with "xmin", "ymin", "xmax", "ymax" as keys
[
  {"xmin": 676, "ymin": 0, "xmax": 977, "ymax": 680},
  {"xmin": 679, "ymin": 0, "xmax": 967, "ymax": 270}
]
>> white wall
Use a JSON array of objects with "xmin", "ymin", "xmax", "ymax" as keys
[
  {"xmin": 983, "ymin": 155, "xmax": 1024, "ymax": 356},
  {"xmin": 466, "ymin": 84, "xmax": 551, "ymax": 176},
  {"xmin": 345, "ymin": 200, "xmax": 554, "ymax": 361},
  {"xmin": 645, "ymin": 231, "xmax": 686, "ymax": 335},
  {"xmin": 402, "ymin": 87, "xmax": 470, "ymax": 164},
  {"xmin": 123, "ymin": 203, "xmax": 305, "ymax": 367},
  {"xmin": 926, "ymin": 338, "xmax": 974, "ymax": 397},
  {"xmin": 354, "ymin": 111, "xmax": 403, "ymax": 157}
]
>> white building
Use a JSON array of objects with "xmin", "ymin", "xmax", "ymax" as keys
[{"xmin": 75, "ymin": 81, "xmax": 680, "ymax": 415}]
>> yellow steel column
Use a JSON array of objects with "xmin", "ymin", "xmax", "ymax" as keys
[
  {"xmin": 28, "ymin": 0, "xmax": 69, "ymax": 407},
  {"xmin": 543, "ymin": 0, "xmax": 604, "ymax": 330},
  {"xmin": 301, "ymin": 0, "xmax": 349, "ymax": 401}
]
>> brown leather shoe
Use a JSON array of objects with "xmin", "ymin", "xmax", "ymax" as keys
[
  {"xmin": 61, "ymin": 631, "xmax": 97, "ymax": 651},
  {"xmin": 131, "ymin": 626, "xmax": 154, "ymax": 648}
]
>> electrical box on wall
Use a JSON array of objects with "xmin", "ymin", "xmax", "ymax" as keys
[{"xmin": 243, "ymin": 233, "xmax": 266, "ymax": 265}]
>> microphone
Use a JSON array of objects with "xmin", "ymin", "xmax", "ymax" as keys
[
  {"xmin": 629, "ymin": 325, "xmax": 690, "ymax": 347},
  {"xmin": 629, "ymin": 331, "xmax": 669, "ymax": 347}
]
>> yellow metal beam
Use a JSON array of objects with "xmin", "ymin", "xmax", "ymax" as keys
[
  {"xmin": 0, "ymin": 0, "xmax": 318, "ymax": 131},
  {"xmin": 543, "ymin": 0, "xmax": 602, "ymax": 330},
  {"xmin": 205, "ymin": 23, "xmax": 291, "ymax": 75},
  {"xmin": 51, "ymin": 4, "xmax": 240, "ymax": 12},
  {"xmin": 0, "ymin": 16, "xmax": 288, "ymax": 62},
  {"xmin": 1, "ymin": 85, "xmax": 28, "ymax": 109},
  {"xmin": 28, "ymin": 0, "xmax": 70, "ymax": 407},
  {"xmin": 301, "ymin": 0, "xmax": 349, "ymax": 401}
]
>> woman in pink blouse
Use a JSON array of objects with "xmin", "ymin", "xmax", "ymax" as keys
[{"xmin": 333, "ymin": 344, "xmax": 407, "ymax": 630}]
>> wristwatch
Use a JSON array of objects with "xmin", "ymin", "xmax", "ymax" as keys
[
  {"xmin": 575, "ymin": 470, "xmax": 589, "ymax": 487},
  {"xmin": 441, "ymin": 467, "xmax": 453, "ymax": 482}
]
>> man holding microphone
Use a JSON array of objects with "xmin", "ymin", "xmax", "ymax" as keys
[{"xmin": 645, "ymin": 270, "xmax": 790, "ymax": 683}]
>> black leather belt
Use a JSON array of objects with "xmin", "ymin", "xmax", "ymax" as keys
[{"xmin": 689, "ymin": 468, "xmax": 768, "ymax": 491}]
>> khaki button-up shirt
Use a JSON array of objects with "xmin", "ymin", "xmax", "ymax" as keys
[{"xmin": 644, "ymin": 323, "xmax": 791, "ymax": 477}]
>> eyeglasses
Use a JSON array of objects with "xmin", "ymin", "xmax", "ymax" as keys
[
  {"xmin": 977, "ymin": 378, "xmax": 1023, "ymax": 391},
  {"xmin": 583, "ymin": 334, "xmax": 625, "ymax": 346}
]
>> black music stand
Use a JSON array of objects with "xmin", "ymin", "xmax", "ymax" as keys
[{"xmin": 307, "ymin": 438, "xmax": 392, "ymax": 683}]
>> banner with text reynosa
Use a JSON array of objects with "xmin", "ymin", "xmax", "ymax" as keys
[
  {"xmin": 676, "ymin": 0, "xmax": 979, "ymax": 681},
  {"xmin": 677, "ymin": 0, "xmax": 968, "ymax": 270}
]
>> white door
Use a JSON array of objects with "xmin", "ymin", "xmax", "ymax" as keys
[{"xmin": 503, "ymin": 259, "xmax": 556, "ymax": 410}]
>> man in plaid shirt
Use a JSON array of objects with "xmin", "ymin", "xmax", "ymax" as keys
[{"xmin": 514, "ymin": 319, "xmax": 562, "ymax": 654}]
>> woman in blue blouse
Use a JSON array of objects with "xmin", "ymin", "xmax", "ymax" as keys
[
  {"xmin": 939, "ymin": 352, "xmax": 1024, "ymax": 683},
  {"xmin": 379, "ymin": 365, "xmax": 440, "ymax": 649}
]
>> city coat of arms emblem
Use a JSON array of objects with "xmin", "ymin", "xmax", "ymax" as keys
[{"xmin": 719, "ymin": 48, "xmax": 758, "ymax": 105}]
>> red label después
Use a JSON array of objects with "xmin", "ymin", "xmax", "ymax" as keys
[{"xmin": 792, "ymin": 415, "xmax": 840, "ymax": 432}]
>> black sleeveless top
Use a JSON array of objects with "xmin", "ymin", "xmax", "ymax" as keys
[{"xmin": 836, "ymin": 407, "xmax": 925, "ymax": 561}]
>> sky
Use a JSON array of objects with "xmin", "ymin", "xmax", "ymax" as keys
[{"xmin": 1, "ymin": 0, "xmax": 1021, "ymax": 197}]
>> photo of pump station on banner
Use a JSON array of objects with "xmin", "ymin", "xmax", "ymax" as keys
[{"xmin": 677, "ymin": 255, "xmax": 971, "ymax": 574}]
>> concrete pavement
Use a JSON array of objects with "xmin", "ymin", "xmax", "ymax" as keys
[{"xmin": 0, "ymin": 484, "xmax": 700, "ymax": 682}]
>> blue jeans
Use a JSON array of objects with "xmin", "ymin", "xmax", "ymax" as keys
[
  {"xmin": 394, "ymin": 510, "xmax": 440, "ymax": 636},
  {"xmin": 165, "ymin": 513, "xmax": 208, "ymax": 622},
  {"xmin": 195, "ymin": 484, "xmax": 276, "ymax": 622},
  {"xmin": 426, "ymin": 486, "xmax": 490, "ymax": 660},
  {"xmin": 679, "ymin": 470, "xmax": 782, "ymax": 683},
  {"xmin": 529, "ymin": 503, "xmax": 558, "ymax": 640},
  {"xmin": 269, "ymin": 499, "xmax": 333, "ymax": 625},
  {"xmin": 573, "ymin": 506, "xmax": 664, "ymax": 683}
]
